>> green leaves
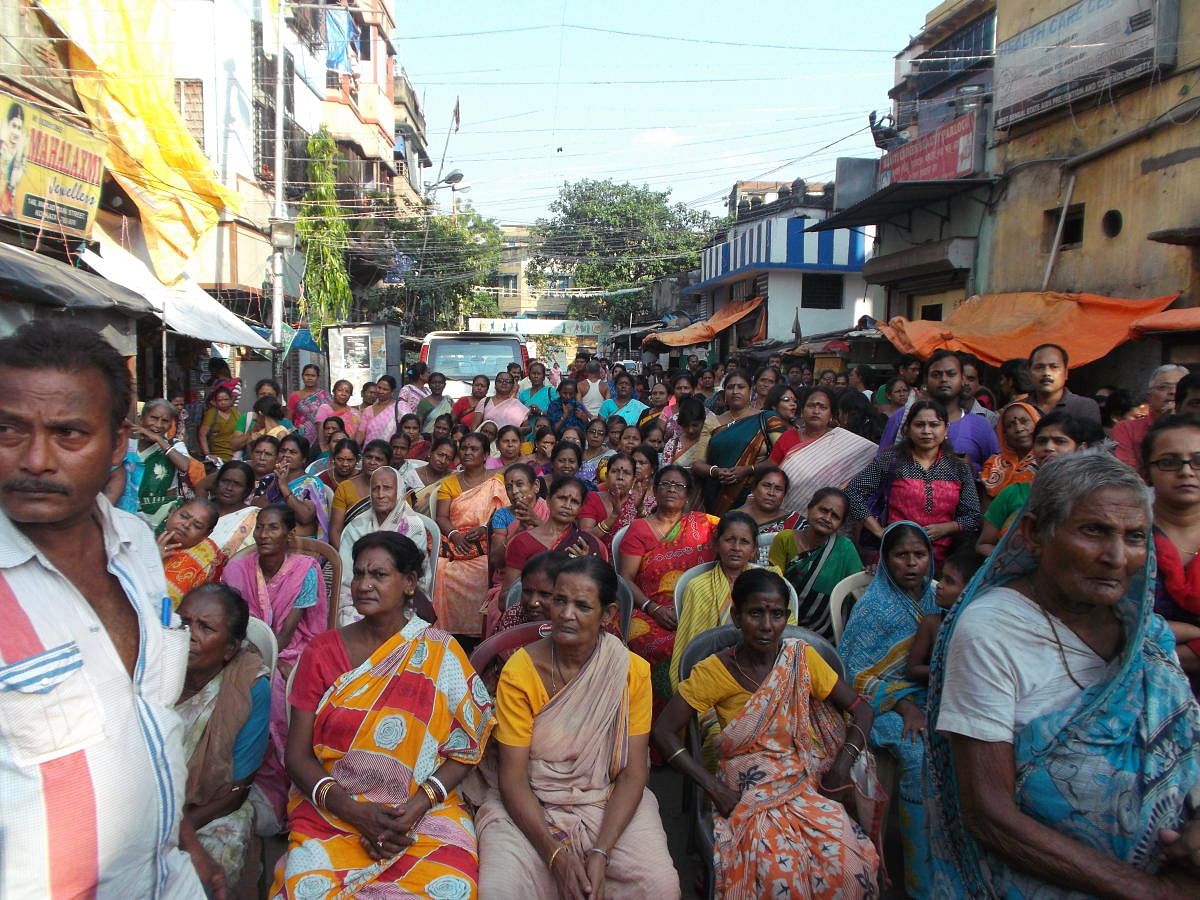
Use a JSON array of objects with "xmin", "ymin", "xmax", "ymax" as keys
[
  {"xmin": 529, "ymin": 179, "xmax": 723, "ymax": 323},
  {"xmin": 296, "ymin": 128, "xmax": 352, "ymax": 343}
]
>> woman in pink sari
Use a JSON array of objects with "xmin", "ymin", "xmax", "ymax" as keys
[
  {"xmin": 356, "ymin": 374, "xmax": 398, "ymax": 444},
  {"xmin": 434, "ymin": 432, "xmax": 508, "ymax": 637},
  {"xmin": 473, "ymin": 371, "xmax": 530, "ymax": 430},
  {"xmin": 222, "ymin": 503, "xmax": 328, "ymax": 828}
]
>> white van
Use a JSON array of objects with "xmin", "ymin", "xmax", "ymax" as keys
[{"xmin": 420, "ymin": 331, "xmax": 529, "ymax": 399}]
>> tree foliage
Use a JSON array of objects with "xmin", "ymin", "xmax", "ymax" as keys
[
  {"xmin": 363, "ymin": 204, "xmax": 502, "ymax": 334},
  {"xmin": 296, "ymin": 128, "xmax": 353, "ymax": 341},
  {"xmin": 529, "ymin": 179, "xmax": 722, "ymax": 323}
]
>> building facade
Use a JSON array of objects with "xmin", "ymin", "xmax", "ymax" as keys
[{"xmin": 493, "ymin": 224, "xmax": 573, "ymax": 318}]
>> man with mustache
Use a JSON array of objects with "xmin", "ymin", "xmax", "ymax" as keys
[
  {"xmin": 1029, "ymin": 343, "xmax": 1101, "ymax": 425},
  {"xmin": 0, "ymin": 321, "xmax": 214, "ymax": 898}
]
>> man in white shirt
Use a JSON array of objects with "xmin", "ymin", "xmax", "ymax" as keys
[{"xmin": 0, "ymin": 321, "xmax": 214, "ymax": 898}]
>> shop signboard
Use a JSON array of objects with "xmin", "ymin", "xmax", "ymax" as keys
[
  {"xmin": 879, "ymin": 112, "xmax": 979, "ymax": 186},
  {"xmin": 994, "ymin": 0, "xmax": 1179, "ymax": 129},
  {"xmin": 468, "ymin": 318, "xmax": 601, "ymax": 336},
  {"xmin": 0, "ymin": 90, "xmax": 106, "ymax": 238}
]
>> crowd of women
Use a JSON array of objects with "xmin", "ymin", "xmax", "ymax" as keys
[{"xmin": 129, "ymin": 352, "xmax": 1200, "ymax": 899}]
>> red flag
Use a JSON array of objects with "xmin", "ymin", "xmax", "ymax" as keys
[{"xmin": 452, "ymin": 97, "xmax": 461, "ymax": 132}]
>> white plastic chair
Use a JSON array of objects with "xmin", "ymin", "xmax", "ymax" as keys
[
  {"xmin": 610, "ymin": 523, "xmax": 630, "ymax": 570},
  {"xmin": 244, "ymin": 616, "xmax": 278, "ymax": 676},
  {"xmin": 408, "ymin": 459, "xmax": 427, "ymax": 470},
  {"xmin": 416, "ymin": 512, "xmax": 441, "ymax": 598},
  {"xmin": 305, "ymin": 457, "xmax": 329, "ymax": 476},
  {"xmin": 673, "ymin": 560, "xmax": 718, "ymax": 621},
  {"xmin": 828, "ymin": 571, "xmax": 873, "ymax": 644}
]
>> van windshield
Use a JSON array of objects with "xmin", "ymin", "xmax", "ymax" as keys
[{"xmin": 428, "ymin": 338, "xmax": 520, "ymax": 380}]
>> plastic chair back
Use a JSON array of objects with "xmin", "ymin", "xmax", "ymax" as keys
[
  {"xmin": 504, "ymin": 578, "xmax": 523, "ymax": 611},
  {"xmin": 470, "ymin": 621, "xmax": 552, "ymax": 674},
  {"xmin": 305, "ymin": 457, "xmax": 329, "ymax": 476},
  {"xmin": 415, "ymin": 513, "xmax": 441, "ymax": 597},
  {"xmin": 244, "ymin": 617, "xmax": 278, "ymax": 676},
  {"xmin": 610, "ymin": 523, "xmax": 630, "ymax": 569},
  {"xmin": 828, "ymin": 570, "xmax": 873, "ymax": 644},
  {"xmin": 293, "ymin": 537, "xmax": 342, "ymax": 631},
  {"xmin": 673, "ymin": 560, "xmax": 718, "ymax": 621}
]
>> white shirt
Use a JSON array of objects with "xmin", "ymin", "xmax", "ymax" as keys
[
  {"xmin": 0, "ymin": 498, "xmax": 202, "ymax": 899},
  {"xmin": 936, "ymin": 587, "xmax": 1110, "ymax": 744}
]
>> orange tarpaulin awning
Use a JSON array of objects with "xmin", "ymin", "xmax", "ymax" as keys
[
  {"xmin": 877, "ymin": 291, "xmax": 1181, "ymax": 367},
  {"xmin": 643, "ymin": 296, "xmax": 764, "ymax": 348},
  {"xmin": 1130, "ymin": 307, "xmax": 1200, "ymax": 336}
]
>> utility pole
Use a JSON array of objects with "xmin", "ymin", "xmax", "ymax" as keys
[{"xmin": 271, "ymin": 0, "xmax": 286, "ymax": 382}]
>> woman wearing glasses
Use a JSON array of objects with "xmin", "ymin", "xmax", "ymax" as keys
[
  {"xmin": 617, "ymin": 465, "xmax": 718, "ymax": 713},
  {"xmin": 1143, "ymin": 414, "xmax": 1200, "ymax": 698},
  {"xmin": 472, "ymin": 371, "xmax": 530, "ymax": 430}
]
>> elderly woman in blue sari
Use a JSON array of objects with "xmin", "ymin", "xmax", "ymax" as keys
[
  {"xmin": 925, "ymin": 450, "xmax": 1200, "ymax": 898},
  {"xmin": 839, "ymin": 521, "xmax": 939, "ymax": 898},
  {"xmin": 262, "ymin": 432, "xmax": 332, "ymax": 541}
]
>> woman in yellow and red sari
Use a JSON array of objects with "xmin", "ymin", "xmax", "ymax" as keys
[
  {"xmin": 617, "ymin": 464, "xmax": 717, "ymax": 709},
  {"xmin": 273, "ymin": 531, "xmax": 494, "ymax": 899},
  {"xmin": 654, "ymin": 569, "xmax": 880, "ymax": 899},
  {"xmin": 158, "ymin": 498, "xmax": 223, "ymax": 607}
]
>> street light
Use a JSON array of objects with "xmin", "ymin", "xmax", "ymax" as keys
[{"xmin": 424, "ymin": 169, "xmax": 464, "ymax": 197}]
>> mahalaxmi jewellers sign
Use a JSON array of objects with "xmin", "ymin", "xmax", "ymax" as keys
[{"xmin": 994, "ymin": 0, "xmax": 1178, "ymax": 129}]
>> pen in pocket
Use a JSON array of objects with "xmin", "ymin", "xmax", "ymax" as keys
[{"xmin": 161, "ymin": 596, "xmax": 172, "ymax": 627}]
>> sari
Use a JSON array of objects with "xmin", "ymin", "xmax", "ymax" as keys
[
  {"xmin": 979, "ymin": 400, "xmax": 1040, "ymax": 498},
  {"xmin": 476, "ymin": 632, "xmax": 679, "ymax": 899},
  {"xmin": 290, "ymin": 389, "xmax": 332, "ymax": 445},
  {"xmin": 125, "ymin": 440, "xmax": 185, "ymax": 523},
  {"xmin": 178, "ymin": 645, "xmax": 269, "ymax": 888},
  {"xmin": 504, "ymin": 524, "xmax": 607, "ymax": 574},
  {"xmin": 478, "ymin": 396, "xmax": 529, "ymax": 429},
  {"xmin": 579, "ymin": 448, "xmax": 615, "ymax": 486},
  {"xmin": 925, "ymin": 511, "xmax": 1200, "ymax": 898},
  {"xmin": 416, "ymin": 394, "xmax": 452, "ymax": 433},
  {"xmin": 163, "ymin": 538, "xmax": 223, "ymax": 608},
  {"xmin": 597, "ymin": 490, "xmax": 656, "ymax": 553},
  {"xmin": 769, "ymin": 530, "xmax": 864, "ymax": 640},
  {"xmin": 337, "ymin": 468, "xmax": 430, "ymax": 623},
  {"xmin": 773, "ymin": 428, "xmax": 880, "ymax": 513},
  {"xmin": 412, "ymin": 474, "xmax": 448, "ymax": 517},
  {"xmin": 314, "ymin": 402, "xmax": 359, "ymax": 441},
  {"xmin": 266, "ymin": 472, "xmax": 333, "ymax": 541},
  {"xmin": 210, "ymin": 506, "xmax": 258, "ymax": 559},
  {"xmin": 838, "ymin": 522, "xmax": 937, "ymax": 899},
  {"xmin": 704, "ymin": 641, "xmax": 879, "ymax": 899},
  {"xmin": 395, "ymin": 382, "xmax": 431, "ymax": 418},
  {"xmin": 272, "ymin": 618, "xmax": 494, "ymax": 899},
  {"xmin": 433, "ymin": 474, "xmax": 508, "ymax": 636},
  {"xmin": 703, "ymin": 412, "xmax": 785, "ymax": 515},
  {"xmin": 221, "ymin": 551, "xmax": 328, "ymax": 825},
  {"xmin": 625, "ymin": 512, "xmax": 718, "ymax": 704},
  {"xmin": 358, "ymin": 402, "xmax": 396, "ymax": 443}
]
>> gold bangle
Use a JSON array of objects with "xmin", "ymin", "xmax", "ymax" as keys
[
  {"xmin": 547, "ymin": 842, "xmax": 569, "ymax": 871},
  {"xmin": 667, "ymin": 746, "xmax": 687, "ymax": 764},
  {"xmin": 420, "ymin": 782, "xmax": 438, "ymax": 806},
  {"xmin": 316, "ymin": 778, "xmax": 336, "ymax": 809}
]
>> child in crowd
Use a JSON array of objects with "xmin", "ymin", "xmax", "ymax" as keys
[{"xmin": 906, "ymin": 548, "xmax": 982, "ymax": 682}]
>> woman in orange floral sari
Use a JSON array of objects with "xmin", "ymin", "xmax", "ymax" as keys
[
  {"xmin": 654, "ymin": 569, "xmax": 880, "ymax": 899},
  {"xmin": 158, "ymin": 499, "xmax": 223, "ymax": 607},
  {"xmin": 617, "ymin": 465, "xmax": 717, "ymax": 707},
  {"xmin": 273, "ymin": 532, "xmax": 494, "ymax": 899}
]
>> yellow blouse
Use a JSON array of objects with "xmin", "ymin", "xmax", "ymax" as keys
[
  {"xmin": 678, "ymin": 646, "xmax": 838, "ymax": 729},
  {"xmin": 332, "ymin": 477, "xmax": 366, "ymax": 514},
  {"xmin": 494, "ymin": 646, "xmax": 652, "ymax": 746}
]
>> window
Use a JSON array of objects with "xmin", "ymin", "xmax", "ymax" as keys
[
  {"xmin": 498, "ymin": 274, "xmax": 518, "ymax": 295},
  {"xmin": 173, "ymin": 79, "xmax": 204, "ymax": 149},
  {"xmin": 359, "ymin": 24, "xmax": 372, "ymax": 61},
  {"xmin": 801, "ymin": 274, "xmax": 844, "ymax": 309},
  {"xmin": 546, "ymin": 275, "xmax": 570, "ymax": 294},
  {"xmin": 920, "ymin": 303, "xmax": 944, "ymax": 321},
  {"xmin": 1044, "ymin": 204, "xmax": 1085, "ymax": 251}
]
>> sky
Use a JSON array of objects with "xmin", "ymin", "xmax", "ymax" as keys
[{"xmin": 393, "ymin": 0, "xmax": 932, "ymax": 225}]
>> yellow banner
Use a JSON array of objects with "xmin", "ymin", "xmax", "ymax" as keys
[
  {"xmin": 37, "ymin": 0, "xmax": 240, "ymax": 284},
  {"xmin": 0, "ymin": 92, "xmax": 106, "ymax": 238}
]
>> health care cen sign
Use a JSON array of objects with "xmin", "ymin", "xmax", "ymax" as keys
[{"xmin": 0, "ymin": 91, "xmax": 106, "ymax": 238}]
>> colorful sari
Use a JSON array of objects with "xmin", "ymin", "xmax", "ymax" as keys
[
  {"xmin": 221, "ymin": 551, "xmax": 328, "ymax": 825},
  {"xmin": 202, "ymin": 408, "xmax": 239, "ymax": 461},
  {"xmin": 838, "ymin": 522, "xmax": 937, "ymax": 899},
  {"xmin": 770, "ymin": 531, "xmax": 864, "ymax": 640},
  {"xmin": 416, "ymin": 394, "xmax": 452, "ymax": 433},
  {"xmin": 272, "ymin": 618, "xmax": 494, "ymax": 899},
  {"xmin": 266, "ymin": 472, "xmax": 333, "ymax": 541},
  {"xmin": 315, "ymin": 402, "xmax": 360, "ymax": 441},
  {"xmin": 625, "ymin": 512, "xmax": 718, "ymax": 703},
  {"xmin": 395, "ymin": 382, "xmax": 431, "ymax": 418},
  {"xmin": 125, "ymin": 440, "xmax": 184, "ymax": 523},
  {"xmin": 504, "ymin": 524, "xmax": 607, "ymax": 573},
  {"xmin": 597, "ymin": 490, "xmax": 656, "ymax": 553},
  {"xmin": 210, "ymin": 506, "xmax": 258, "ymax": 560},
  {"xmin": 709, "ymin": 641, "xmax": 879, "ymax": 899},
  {"xmin": 358, "ymin": 402, "xmax": 396, "ymax": 443},
  {"xmin": 476, "ymin": 633, "xmax": 679, "ymax": 899},
  {"xmin": 978, "ymin": 400, "xmax": 1040, "ymax": 498},
  {"xmin": 774, "ymin": 427, "xmax": 879, "ymax": 513},
  {"xmin": 291, "ymin": 389, "xmax": 332, "ymax": 445},
  {"xmin": 703, "ymin": 412, "xmax": 785, "ymax": 515},
  {"xmin": 178, "ymin": 645, "xmax": 269, "ymax": 888},
  {"xmin": 925, "ymin": 512, "xmax": 1200, "ymax": 898},
  {"xmin": 163, "ymin": 538, "xmax": 223, "ymax": 608},
  {"xmin": 433, "ymin": 475, "xmax": 508, "ymax": 636},
  {"xmin": 478, "ymin": 396, "xmax": 529, "ymax": 429},
  {"xmin": 579, "ymin": 448, "xmax": 615, "ymax": 486}
]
